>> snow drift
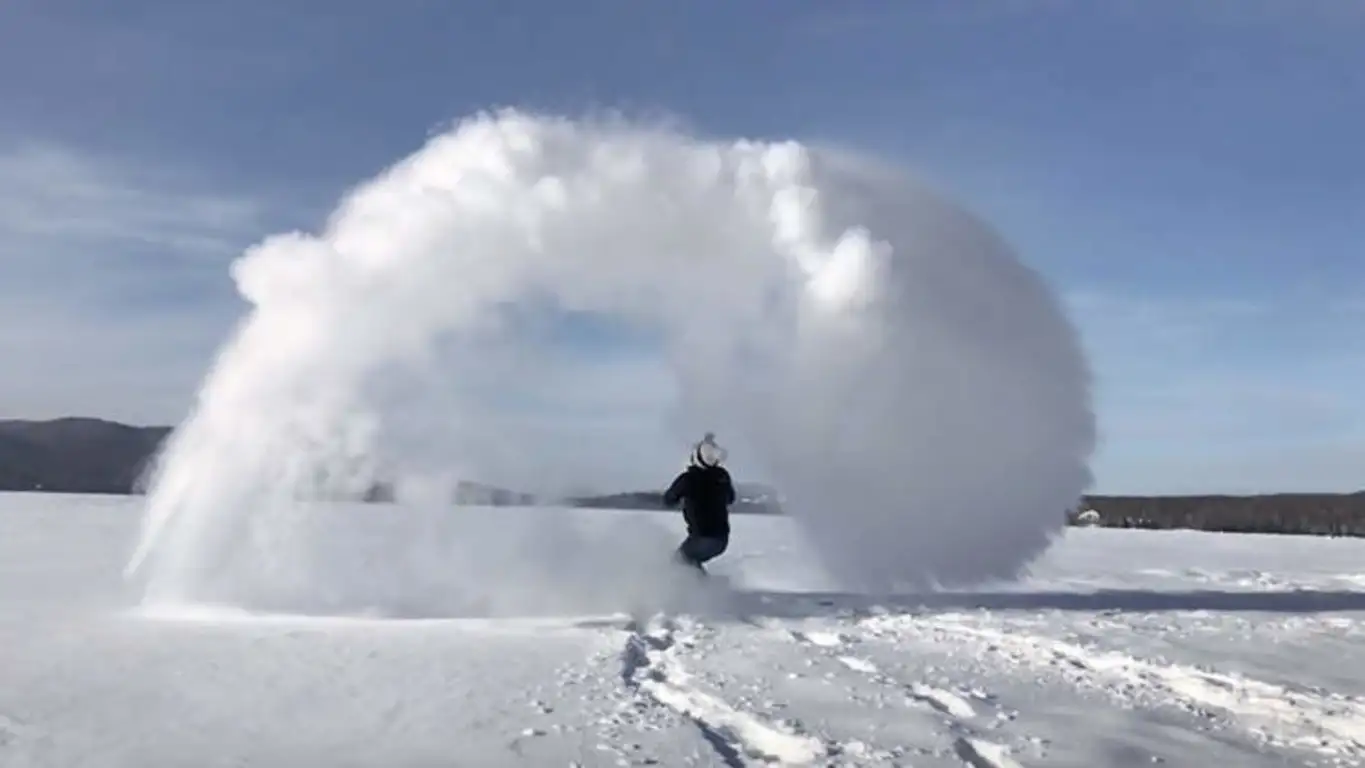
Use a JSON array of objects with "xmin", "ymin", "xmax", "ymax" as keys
[{"xmin": 126, "ymin": 109, "xmax": 1094, "ymax": 614}]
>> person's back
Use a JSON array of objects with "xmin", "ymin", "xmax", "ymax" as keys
[
  {"xmin": 666, "ymin": 463, "xmax": 735, "ymax": 538},
  {"xmin": 663, "ymin": 433, "xmax": 735, "ymax": 572}
]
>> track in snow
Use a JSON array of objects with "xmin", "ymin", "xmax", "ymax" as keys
[
  {"xmin": 621, "ymin": 615, "xmax": 830, "ymax": 766},
  {"xmin": 787, "ymin": 625, "xmax": 1023, "ymax": 768},
  {"xmin": 882, "ymin": 613, "xmax": 1365, "ymax": 763}
]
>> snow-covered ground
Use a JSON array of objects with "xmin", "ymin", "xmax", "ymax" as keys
[{"xmin": 2, "ymin": 493, "xmax": 1364, "ymax": 767}]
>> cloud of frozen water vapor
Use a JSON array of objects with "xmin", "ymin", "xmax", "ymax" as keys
[
  {"xmin": 701, "ymin": 149, "xmax": 1097, "ymax": 590},
  {"xmin": 132, "ymin": 502, "xmax": 713, "ymax": 620},
  {"xmin": 126, "ymin": 109, "xmax": 1094, "ymax": 613}
]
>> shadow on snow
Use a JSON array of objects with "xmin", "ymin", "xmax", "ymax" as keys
[
  {"xmin": 728, "ymin": 587, "xmax": 1365, "ymax": 620},
  {"xmin": 138, "ymin": 586, "xmax": 1365, "ymax": 627}
]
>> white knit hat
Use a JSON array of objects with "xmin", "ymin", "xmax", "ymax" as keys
[{"xmin": 688, "ymin": 432, "xmax": 727, "ymax": 468}]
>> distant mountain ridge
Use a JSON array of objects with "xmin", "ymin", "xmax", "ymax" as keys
[
  {"xmin": 1, "ymin": 418, "xmax": 1363, "ymax": 536},
  {"xmin": 0, "ymin": 418, "xmax": 170, "ymax": 495},
  {"xmin": 0, "ymin": 417, "xmax": 782, "ymax": 512}
]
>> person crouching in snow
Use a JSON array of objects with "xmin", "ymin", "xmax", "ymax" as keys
[{"xmin": 662, "ymin": 432, "xmax": 735, "ymax": 574}]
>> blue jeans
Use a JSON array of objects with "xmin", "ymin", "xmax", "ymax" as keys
[{"xmin": 677, "ymin": 535, "xmax": 728, "ymax": 570}]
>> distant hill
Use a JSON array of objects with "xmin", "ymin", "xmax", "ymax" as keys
[
  {"xmin": 0, "ymin": 418, "xmax": 170, "ymax": 494},
  {"xmin": 0, "ymin": 418, "xmax": 782, "ymax": 512},
  {"xmin": 1, "ymin": 417, "xmax": 1363, "ymax": 536}
]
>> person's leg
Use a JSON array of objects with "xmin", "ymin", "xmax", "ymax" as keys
[
  {"xmin": 675, "ymin": 536, "xmax": 705, "ymax": 571},
  {"xmin": 678, "ymin": 535, "xmax": 728, "ymax": 571},
  {"xmin": 696, "ymin": 536, "xmax": 728, "ymax": 563},
  {"xmin": 674, "ymin": 538, "xmax": 696, "ymax": 565}
]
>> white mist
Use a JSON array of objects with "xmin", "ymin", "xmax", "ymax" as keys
[{"xmin": 126, "ymin": 110, "xmax": 1094, "ymax": 614}]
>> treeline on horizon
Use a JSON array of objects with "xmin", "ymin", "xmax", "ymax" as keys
[
  {"xmin": 1073, "ymin": 493, "xmax": 1365, "ymax": 538},
  {"xmin": 2, "ymin": 417, "xmax": 1363, "ymax": 537}
]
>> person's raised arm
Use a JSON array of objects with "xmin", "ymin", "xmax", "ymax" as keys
[{"xmin": 662, "ymin": 472, "xmax": 688, "ymax": 508}]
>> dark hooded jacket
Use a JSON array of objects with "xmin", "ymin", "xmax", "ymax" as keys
[{"xmin": 662, "ymin": 464, "xmax": 736, "ymax": 538}]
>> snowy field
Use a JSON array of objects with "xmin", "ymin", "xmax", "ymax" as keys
[{"xmin": 2, "ymin": 493, "xmax": 1364, "ymax": 767}]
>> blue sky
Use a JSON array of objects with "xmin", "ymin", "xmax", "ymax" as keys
[{"xmin": 0, "ymin": 0, "xmax": 1361, "ymax": 494}]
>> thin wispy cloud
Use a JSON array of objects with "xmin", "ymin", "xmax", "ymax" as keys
[
  {"xmin": 0, "ymin": 143, "xmax": 260, "ymax": 256},
  {"xmin": 0, "ymin": 142, "xmax": 264, "ymax": 423}
]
